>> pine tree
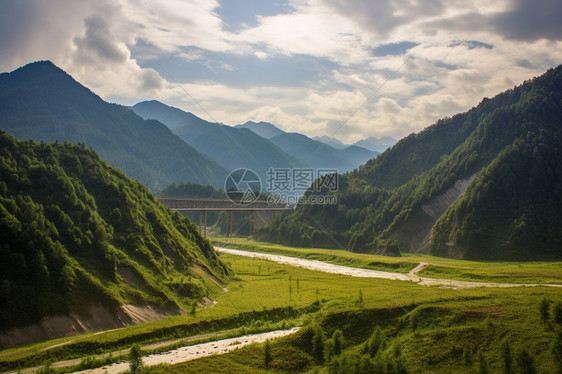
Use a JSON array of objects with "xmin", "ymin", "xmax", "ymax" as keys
[
  {"xmin": 501, "ymin": 341, "xmax": 512, "ymax": 374},
  {"xmin": 129, "ymin": 344, "xmax": 143, "ymax": 374},
  {"xmin": 540, "ymin": 298, "xmax": 551, "ymax": 324},
  {"xmin": 264, "ymin": 339, "xmax": 272, "ymax": 370},
  {"xmin": 553, "ymin": 302, "xmax": 562, "ymax": 325}
]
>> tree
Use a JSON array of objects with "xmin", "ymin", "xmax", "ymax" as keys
[
  {"xmin": 311, "ymin": 325, "xmax": 326, "ymax": 363},
  {"xmin": 264, "ymin": 339, "xmax": 272, "ymax": 370},
  {"xmin": 357, "ymin": 289, "xmax": 364, "ymax": 308},
  {"xmin": 515, "ymin": 348, "xmax": 536, "ymax": 374},
  {"xmin": 477, "ymin": 351, "xmax": 488, "ymax": 374},
  {"xmin": 552, "ymin": 332, "xmax": 562, "ymax": 374},
  {"xmin": 365, "ymin": 326, "xmax": 384, "ymax": 357},
  {"xmin": 129, "ymin": 344, "xmax": 144, "ymax": 374},
  {"xmin": 332, "ymin": 329, "xmax": 344, "ymax": 356},
  {"xmin": 540, "ymin": 298, "xmax": 551, "ymax": 324},
  {"xmin": 501, "ymin": 341, "xmax": 512, "ymax": 374},
  {"xmin": 553, "ymin": 302, "xmax": 562, "ymax": 325}
]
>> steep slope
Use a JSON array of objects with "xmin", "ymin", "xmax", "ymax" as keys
[
  {"xmin": 234, "ymin": 120, "xmax": 286, "ymax": 139},
  {"xmin": 0, "ymin": 131, "xmax": 229, "ymax": 347},
  {"xmin": 132, "ymin": 100, "xmax": 305, "ymax": 185},
  {"xmin": 0, "ymin": 61, "xmax": 227, "ymax": 191},
  {"xmin": 256, "ymin": 65, "xmax": 562, "ymax": 260},
  {"xmin": 130, "ymin": 100, "xmax": 205, "ymax": 131},
  {"xmin": 269, "ymin": 133, "xmax": 378, "ymax": 173}
]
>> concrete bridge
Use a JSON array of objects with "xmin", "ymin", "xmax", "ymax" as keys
[{"xmin": 157, "ymin": 197, "xmax": 291, "ymax": 237}]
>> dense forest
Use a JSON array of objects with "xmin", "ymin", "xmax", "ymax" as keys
[
  {"xmin": 0, "ymin": 131, "xmax": 229, "ymax": 331},
  {"xmin": 0, "ymin": 61, "xmax": 227, "ymax": 191},
  {"xmin": 256, "ymin": 65, "xmax": 562, "ymax": 260}
]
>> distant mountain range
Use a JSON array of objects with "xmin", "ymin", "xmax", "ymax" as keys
[
  {"xmin": 132, "ymin": 101, "xmax": 380, "ymax": 181},
  {"xmin": 353, "ymin": 136, "xmax": 397, "ymax": 153},
  {"xmin": 235, "ymin": 121, "xmax": 286, "ymax": 139},
  {"xmin": 256, "ymin": 65, "xmax": 562, "ymax": 260},
  {"xmin": 132, "ymin": 101, "xmax": 306, "ymax": 186},
  {"xmin": 0, "ymin": 61, "xmax": 388, "ymax": 196},
  {"xmin": 269, "ymin": 133, "xmax": 378, "ymax": 172},
  {"xmin": 311, "ymin": 135, "xmax": 397, "ymax": 153},
  {"xmin": 0, "ymin": 61, "xmax": 226, "ymax": 191}
]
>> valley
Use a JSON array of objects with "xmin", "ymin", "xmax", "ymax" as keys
[
  {"xmin": 1, "ymin": 55, "xmax": 561, "ymax": 374},
  {"xmin": 1, "ymin": 240, "xmax": 561, "ymax": 373}
]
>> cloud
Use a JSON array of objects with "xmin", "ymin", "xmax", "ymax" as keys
[
  {"xmin": 73, "ymin": 14, "xmax": 129, "ymax": 66},
  {"xmin": 492, "ymin": 0, "xmax": 562, "ymax": 41},
  {"xmin": 1, "ymin": 0, "xmax": 562, "ymax": 144}
]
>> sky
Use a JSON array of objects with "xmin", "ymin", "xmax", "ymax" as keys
[{"xmin": 1, "ymin": 0, "xmax": 562, "ymax": 143}]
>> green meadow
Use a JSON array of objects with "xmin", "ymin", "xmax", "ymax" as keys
[{"xmin": 1, "ymin": 239, "xmax": 562, "ymax": 373}]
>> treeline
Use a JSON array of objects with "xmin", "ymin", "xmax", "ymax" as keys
[
  {"xmin": 256, "ymin": 65, "xmax": 562, "ymax": 260},
  {"xmin": 0, "ymin": 131, "xmax": 229, "ymax": 331}
]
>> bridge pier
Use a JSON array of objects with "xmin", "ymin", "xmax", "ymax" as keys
[
  {"xmin": 199, "ymin": 210, "xmax": 207, "ymax": 238},
  {"xmin": 225, "ymin": 210, "xmax": 234, "ymax": 237},
  {"xmin": 250, "ymin": 210, "xmax": 256, "ymax": 235},
  {"xmin": 157, "ymin": 197, "xmax": 290, "ymax": 239}
]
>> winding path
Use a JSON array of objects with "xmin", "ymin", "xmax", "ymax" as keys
[{"xmin": 215, "ymin": 247, "xmax": 562, "ymax": 289}]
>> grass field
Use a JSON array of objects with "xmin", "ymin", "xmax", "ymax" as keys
[
  {"xmin": 2, "ymin": 238, "xmax": 562, "ymax": 373},
  {"xmin": 213, "ymin": 236, "xmax": 562, "ymax": 284}
]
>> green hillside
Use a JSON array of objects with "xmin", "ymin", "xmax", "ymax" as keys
[
  {"xmin": 0, "ymin": 61, "xmax": 227, "ymax": 191},
  {"xmin": 256, "ymin": 65, "xmax": 562, "ymax": 260},
  {"xmin": 0, "ymin": 131, "xmax": 230, "ymax": 337}
]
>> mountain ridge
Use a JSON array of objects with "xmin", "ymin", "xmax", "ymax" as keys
[
  {"xmin": 0, "ymin": 130, "xmax": 229, "ymax": 346},
  {"xmin": 256, "ymin": 65, "xmax": 562, "ymax": 260},
  {"xmin": 0, "ymin": 61, "xmax": 227, "ymax": 191}
]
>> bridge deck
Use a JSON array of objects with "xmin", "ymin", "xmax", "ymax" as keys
[{"xmin": 157, "ymin": 197, "xmax": 291, "ymax": 211}]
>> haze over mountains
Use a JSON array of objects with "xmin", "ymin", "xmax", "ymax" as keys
[
  {"xmin": 132, "ymin": 100, "xmax": 380, "ymax": 181},
  {"xmin": 256, "ymin": 65, "xmax": 562, "ymax": 260},
  {"xmin": 0, "ymin": 61, "xmax": 230, "ymax": 192},
  {"xmin": 0, "ymin": 62, "xmax": 381, "ymax": 195}
]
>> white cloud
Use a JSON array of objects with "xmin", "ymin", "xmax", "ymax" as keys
[{"xmin": 1, "ymin": 0, "xmax": 561, "ymax": 143}]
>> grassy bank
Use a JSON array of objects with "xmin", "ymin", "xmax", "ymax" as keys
[{"xmin": 213, "ymin": 236, "xmax": 562, "ymax": 284}]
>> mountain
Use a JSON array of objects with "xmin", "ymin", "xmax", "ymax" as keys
[
  {"xmin": 269, "ymin": 133, "xmax": 379, "ymax": 173},
  {"xmin": 132, "ymin": 101, "xmax": 305, "ymax": 187},
  {"xmin": 256, "ymin": 65, "xmax": 562, "ymax": 260},
  {"xmin": 0, "ymin": 61, "xmax": 227, "ymax": 191},
  {"xmin": 340, "ymin": 145, "xmax": 381, "ymax": 168},
  {"xmin": 353, "ymin": 136, "xmax": 397, "ymax": 152},
  {"xmin": 130, "ymin": 99, "xmax": 205, "ymax": 131},
  {"xmin": 234, "ymin": 121, "xmax": 286, "ymax": 139},
  {"xmin": 312, "ymin": 136, "xmax": 348, "ymax": 149},
  {"xmin": 0, "ymin": 131, "xmax": 229, "ymax": 347}
]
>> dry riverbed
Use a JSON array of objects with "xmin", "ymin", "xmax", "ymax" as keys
[
  {"xmin": 71, "ymin": 328, "xmax": 299, "ymax": 374},
  {"xmin": 215, "ymin": 247, "xmax": 562, "ymax": 289}
]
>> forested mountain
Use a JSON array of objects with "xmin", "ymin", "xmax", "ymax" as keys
[
  {"xmin": 269, "ymin": 133, "xmax": 379, "ymax": 173},
  {"xmin": 132, "ymin": 100, "xmax": 306, "ymax": 185},
  {"xmin": 0, "ymin": 61, "xmax": 227, "ymax": 191},
  {"xmin": 256, "ymin": 65, "xmax": 562, "ymax": 260},
  {"xmin": 0, "ymin": 131, "xmax": 229, "ymax": 345},
  {"xmin": 159, "ymin": 182, "xmax": 226, "ymax": 199},
  {"xmin": 234, "ymin": 120, "xmax": 286, "ymax": 139}
]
